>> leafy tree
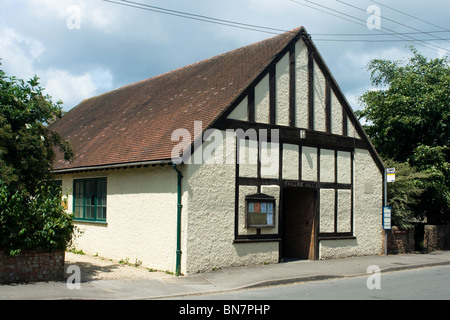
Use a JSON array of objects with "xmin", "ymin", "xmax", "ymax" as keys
[
  {"xmin": 357, "ymin": 47, "xmax": 450, "ymax": 225},
  {"xmin": 411, "ymin": 145, "xmax": 450, "ymax": 224},
  {"xmin": 383, "ymin": 159, "xmax": 427, "ymax": 228},
  {"xmin": 0, "ymin": 63, "xmax": 75, "ymax": 256},
  {"xmin": 0, "ymin": 64, "xmax": 73, "ymax": 193}
]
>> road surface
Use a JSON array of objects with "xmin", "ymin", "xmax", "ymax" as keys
[{"xmin": 170, "ymin": 265, "xmax": 450, "ymax": 300}]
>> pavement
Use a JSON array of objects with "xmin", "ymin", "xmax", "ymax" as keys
[{"xmin": 1, "ymin": 250, "xmax": 450, "ymax": 300}]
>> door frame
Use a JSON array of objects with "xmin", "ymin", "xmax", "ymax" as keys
[{"xmin": 279, "ymin": 184, "xmax": 319, "ymax": 261}]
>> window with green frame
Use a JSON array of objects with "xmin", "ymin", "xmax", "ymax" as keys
[{"xmin": 73, "ymin": 178, "xmax": 107, "ymax": 222}]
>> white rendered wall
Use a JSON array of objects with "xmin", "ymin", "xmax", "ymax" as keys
[
  {"xmin": 319, "ymin": 148, "xmax": 383, "ymax": 258},
  {"xmin": 238, "ymin": 138, "xmax": 258, "ymax": 178},
  {"xmin": 320, "ymin": 149, "xmax": 335, "ymax": 183},
  {"xmin": 225, "ymin": 37, "xmax": 354, "ymax": 141},
  {"xmin": 337, "ymin": 151, "xmax": 352, "ymax": 184},
  {"xmin": 255, "ymin": 74, "xmax": 270, "ymax": 124},
  {"xmin": 313, "ymin": 61, "xmax": 326, "ymax": 132},
  {"xmin": 227, "ymin": 97, "xmax": 248, "ymax": 121},
  {"xmin": 58, "ymin": 165, "xmax": 179, "ymax": 273},
  {"xmin": 184, "ymin": 131, "xmax": 278, "ymax": 273},
  {"xmin": 337, "ymin": 189, "xmax": 352, "ymax": 233},
  {"xmin": 320, "ymin": 188, "xmax": 335, "ymax": 233},
  {"xmin": 282, "ymin": 143, "xmax": 299, "ymax": 180},
  {"xmin": 331, "ymin": 91, "xmax": 343, "ymax": 135},
  {"xmin": 302, "ymin": 146, "xmax": 318, "ymax": 181},
  {"xmin": 295, "ymin": 40, "xmax": 309, "ymax": 129},
  {"xmin": 276, "ymin": 52, "xmax": 290, "ymax": 126}
]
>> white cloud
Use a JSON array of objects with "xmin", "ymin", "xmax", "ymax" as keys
[
  {"xmin": 8, "ymin": 0, "xmax": 125, "ymax": 34},
  {"xmin": 0, "ymin": 26, "xmax": 45, "ymax": 80},
  {"xmin": 42, "ymin": 67, "xmax": 113, "ymax": 109},
  {"xmin": 0, "ymin": 21, "xmax": 114, "ymax": 110}
]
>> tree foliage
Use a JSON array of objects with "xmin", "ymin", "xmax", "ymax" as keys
[
  {"xmin": 0, "ymin": 65, "xmax": 73, "ymax": 193},
  {"xmin": 0, "ymin": 63, "xmax": 75, "ymax": 256},
  {"xmin": 357, "ymin": 47, "xmax": 450, "ymax": 225},
  {"xmin": 383, "ymin": 159, "xmax": 427, "ymax": 228},
  {"xmin": 0, "ymin": 182, "xmax": 74, "ymax": 256}
]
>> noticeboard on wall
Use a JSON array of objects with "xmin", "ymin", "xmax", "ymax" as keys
[{"xmin": 245, "ymin": 193, "xmax": 276, "ymax": 228}]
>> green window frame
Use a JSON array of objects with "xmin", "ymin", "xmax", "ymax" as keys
[{"xmin": 73, "ymin": 178, "xmax": 107, "ymax": 222}]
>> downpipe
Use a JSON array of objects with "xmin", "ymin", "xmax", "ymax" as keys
[{"xmin": 172, "ymin": 164, "xmax": 183, "ymax": 276}]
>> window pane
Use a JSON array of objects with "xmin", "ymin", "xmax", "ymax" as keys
[
  {"xmin": 74, "ymin": 205, "xmax": 83, "ymax": 219},
  {"xmin": 97, "ymin": 207, "xmax": 106, "ymax": 220},
  {"xmin": 248, "ymin": 212, "xmax": 267, "ymax": 226},
  {"xmin": 86, "ymin": 181, "xmax": 96, "ymax": 204},
  {"xmin": 74, "ymin": 195, "xmax": 84, "ymax": 208},
  {"xmin": 73, "ymin": 178, "xmax": 107, "ymax": 221},
  {"xmin": 97, "ymin": 179, "xmax": 106, "ymax": 207},
  {"xmin": 85, "ymin": 180, "xmax": 96, "ymax": 219},
  {"xmin": 85, "ymin": 206, "xmax": 95, "ymax": 219},
  {"xmin": 74, "ymin": 181, "xmax": 84, "ymax": 219}
]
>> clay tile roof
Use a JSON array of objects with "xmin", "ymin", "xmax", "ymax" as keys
[{"xmin": 50, "ymin": 27, "xmax": 304, "ymax": 171}]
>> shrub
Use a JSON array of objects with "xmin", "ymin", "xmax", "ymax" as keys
[{"xmin": 0, "ymin": 181, "xmax": 74, "ymax": 256}]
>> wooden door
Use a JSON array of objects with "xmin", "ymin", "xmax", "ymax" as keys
[{"xmin": 282, "ymin": 188, "xmax": 315, "ymax": 260}]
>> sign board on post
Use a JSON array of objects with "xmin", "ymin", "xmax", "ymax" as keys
[
  {"xmin": 386, "ymin": 168, "xmax": 395, "ymax": 182},
  {"xmin": 383, "ymin": 206, "xmax": 392, "ymax": 230}
]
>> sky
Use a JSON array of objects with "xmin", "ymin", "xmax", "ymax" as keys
[{"xmin": 1, "ymin": 0, "xmax": 449, "ymax": 113}]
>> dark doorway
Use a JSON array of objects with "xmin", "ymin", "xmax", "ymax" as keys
[{"xmin": 282, "ymin": 187, "xmax": 316, "ymax": 260}]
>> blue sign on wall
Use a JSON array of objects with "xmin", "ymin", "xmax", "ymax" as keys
[{"xmin": 383, "ymin": 206, "xmax": 392, "ymax": 230}]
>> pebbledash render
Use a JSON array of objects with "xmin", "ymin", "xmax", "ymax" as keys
[{"xmin": 50, "ymin": 27, "xmax": 385, "ymax": 274}]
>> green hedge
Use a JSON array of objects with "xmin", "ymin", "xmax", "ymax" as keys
[{"xmin": 0, "ymin": 182, "xmax": 74, "ymax": 256}]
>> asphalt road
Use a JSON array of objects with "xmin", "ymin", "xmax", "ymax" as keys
[{"xmin": 171, "ymin": 265, "xmax": 450, "ymax": 300}]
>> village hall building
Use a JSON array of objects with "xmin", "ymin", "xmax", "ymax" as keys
[{"xmin": 50, "ymin": 27, "xmax": 385, "ymax": 275}]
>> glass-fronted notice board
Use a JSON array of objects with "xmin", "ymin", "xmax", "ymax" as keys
[{"xmin": 245, "ymin": 194, "xmax": 276, "ymax": 228}]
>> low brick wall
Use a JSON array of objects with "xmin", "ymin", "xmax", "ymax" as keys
[
  {"xmin": 0, "ymin": 250, "xmax": 65, "ymax": 283},
  {"xmin": 385, "ymin": 226, "xmax": 415, "ymax": 254},
  {"xmin": 424, "ymin": 225, "xmax": 450, "ymax": 252}
]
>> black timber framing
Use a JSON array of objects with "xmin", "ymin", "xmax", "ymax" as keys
[
  {"xmin": 186, "ymin": 27, "xmax": 384, "ymax": 175},
  {"xmin": 215, "ymin": 119, "xmax": 367, "ymax": 151},
  {"xmin": 343, "ymin": 108, "xmax": 348, "ymax": 137},
  {"xmin": 269, "ymin": 66, "xmax": 276, "ymax": 125},
  {"xmin": 206, "ymin": 27, "xmax": 385, "ymax": 253},
  {"xmin": 231, "ymin": 128, "xmax": 356, "ymax": 247},
  {"xmin": 248, "ymin": 87, "xmax": 255, "ymax": 123},
  {"xmin": 317, "ymin": 150, "xmax": 355, "ymax": 240},
  {"xmin": 301, "ymin": 34, "xmax": 384, "ymax": 174}
]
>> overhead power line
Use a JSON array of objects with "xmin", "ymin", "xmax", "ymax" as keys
[
  {"xmin": 369, "ymin": 0, "xmax": 450, "ymax": 33},
  {"xmin": 103, "ymin": 0, "xmax": 287, "ymax": 35},
  {"xmin": 290, "ymin": 0, "xmax": 449, "ymax": 52},
  {"xmin": 313, "ymin": 37, "xmax": 450, "ymax": 43},
  {"xmin": 102, "ymin": 0, "xmax": 449, "ymax": 49},
  {"xmin": 335, "ymin": 0, "xmax": 450, "ymax": 46},
  {"xmin": 314, "ymin": 30, "xmax": 450, "ymax": 37}
]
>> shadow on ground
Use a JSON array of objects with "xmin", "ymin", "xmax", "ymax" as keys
[{"xmin": 64, "ymin": 260, "xmax": 122, "ymax": 283}]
